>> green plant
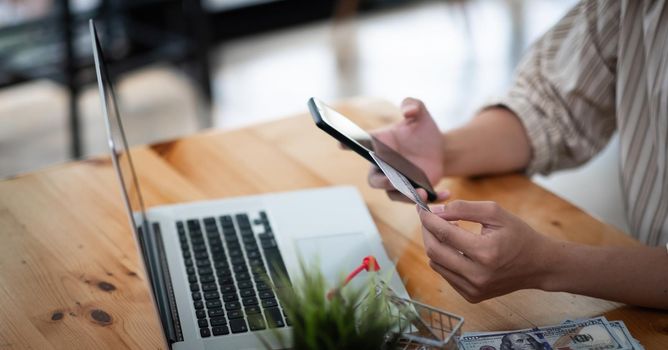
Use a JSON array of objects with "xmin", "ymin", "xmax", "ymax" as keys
[{"xmin": 262, "ymin": 261, "xmax": 403, "ymax": 350}]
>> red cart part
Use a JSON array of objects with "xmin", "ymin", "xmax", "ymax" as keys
[{"xmin": 327, "ymin": 255, "xmax": 380, "ymax": 300}]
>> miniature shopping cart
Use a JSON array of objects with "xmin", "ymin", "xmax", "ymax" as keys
[{"xmin": 332, "ymin": 256, "xmax": 465, "ymax": 350}]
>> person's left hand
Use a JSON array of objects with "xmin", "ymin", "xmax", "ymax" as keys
[{"xmin": 417, "ymin": 200, "xmax": 555, "ymax": 303}]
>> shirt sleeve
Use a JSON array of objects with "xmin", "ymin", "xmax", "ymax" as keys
[{"xmin": 488, "ymin": 0, "xmax": 620, "ymax": 175}]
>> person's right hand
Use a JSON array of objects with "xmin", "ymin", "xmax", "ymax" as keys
[{"xmin": 368, "ymin": 98, "xmax": 449, "ymax": 202}]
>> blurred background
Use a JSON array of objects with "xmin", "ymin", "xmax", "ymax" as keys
[{"xmin": 0, "ymin": 0, "xmax": 628, "ymax": 232}]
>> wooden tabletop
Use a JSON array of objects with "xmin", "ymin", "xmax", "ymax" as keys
[{"xmin": 1, "ymin": 97, "xmax": 666, "ymax": 349}]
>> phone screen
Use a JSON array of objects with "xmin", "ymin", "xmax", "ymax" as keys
[{"xmin": 309, "ymin": 98, "xmax": 437, "ymax": 201}]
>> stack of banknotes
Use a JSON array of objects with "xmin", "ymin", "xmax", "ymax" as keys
[{"xmin": 457, "ymin": 316, "xmax": 644, "ymax": 350}]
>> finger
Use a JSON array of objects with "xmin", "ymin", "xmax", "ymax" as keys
[
  {"xmin": 418, "ymin": 207, "xmax": 480, "ymax": 255},
  {"xmin": 400, "ymin": 97, "xmax": 426, "ymax": 120},
  {"xmin": 428, "ymin": 260, "xmax": 478, "ymax": 300},
  {"xmin": 418, "ymin": 188, "xmax": 450, "ymax": 203},
  {"xmin": 436, "ymin": 190, "xmax": 450, "ymax": 201},
  {"xmin": 416, "ymin": 188, "xmax": 428, "ymax": 203},
  {"xmin": 368, "ymin": 167, "xmax": 392, "ymax": 189},
  {"xmin": 421, "ymin": 225, "xmax": 475, "ymax": 275},
  {"xmin": 432, "ymin": 200, "xmax": 506, "ymax": 226}
]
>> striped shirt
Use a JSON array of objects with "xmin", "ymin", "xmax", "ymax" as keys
[{"xmin": 495, "ymin": 0, "xmax": 668, "ymax": 246}]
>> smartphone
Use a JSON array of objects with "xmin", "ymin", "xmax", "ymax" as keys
[{"xmin": 308, "ymin": 97, "xmax": 438, "ymax": 202}]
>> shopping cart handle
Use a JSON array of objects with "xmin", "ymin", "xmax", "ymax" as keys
[{"xmin": 327, "ymin": 255, "xmax": 381, "ymax": 300}]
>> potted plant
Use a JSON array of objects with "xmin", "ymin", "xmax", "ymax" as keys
[{"xmin": 261, "ymin": 260, "xmax": 404, "ymax": 350}]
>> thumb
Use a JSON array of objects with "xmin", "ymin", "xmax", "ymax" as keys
[{"xmin": 400, "ymin": 97, "xmax": 428, "ymax": 120}]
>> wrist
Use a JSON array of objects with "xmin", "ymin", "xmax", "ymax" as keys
[{"xmin": 533, "ymin": 236, "xmax": 569, "ymax": 292}]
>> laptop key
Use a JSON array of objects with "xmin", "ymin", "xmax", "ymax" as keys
[
  {"xmin": 216, "ymin": 268, "xmax": 231, "ymax": 278},
  {"xmin": 193, "ymin": 300, "xmax": 204, "ymax": 309},
  {"xmin": 200, "ymin": 328, "xmax": 211, "ymax": 338},
  {"xmin": 210, "ymin": 317, "xmax": 227, "ymax": 326},
  {"xmin": 198, "ymin": 319, "xmax": 208, "ymax": 328},
  {"xmin": 223, "ymin": 294, "xmax": 238, "ymax": 302},
  {"xmin": 204, "ymin": 291, "xmax": 220, "ymax": 300},
  {"xmin": 212, "ymin": 326, "xmax": 229, "ymax": 336},
  {"xmin": 230, "ymin": 256, "xmax": 245, "ymax": 265},
  {"xmin": 192, "ymin": 292, "xmax": 202, "ymax": 301},
  {"xmin": 240, "ymin": 289, "xmax": 255, "ymax": 298},
  {"xmin": 200, "ymin": 275, "xmax": 215, "ymax": 283},
  {"xmin": 238, "ymin": 280, "xmax": 253, "ymax": 289},
  {"xmin": 227, "ymin": 309, "xmax": 243, "ymax": 319},
  {"xmin": 255, "ymin": 281, "xmax": 270, "ymax": 291},
  {"xmin": 214, "ymin": 261, "xmax": 229, "ymax": 270},
  {"xmin": 202, "ymin": 283, "xmax": 217, "ymax": 291},
  {"xmin": 225, "ymin": 301, "xmax": 241, "ymax": 310},
  {"xmin": 220, "ymin": 285, "xmax": 236, "ymax": 294},
  {"xmin": 248, "ymin": 314, "xmax": 266, "ymax": 331},
  {"xmin": 188, "ymin": 275, "xmax": 197, "ymax": 283},
  {"xmin": 229, "ymin": 318, "xmax": 248, "ymax": 334},
  {"xmin": 258, "ymin": 290, "xmax": 274, "ymax": 299},
  {"xmin": 196, "ymin": 309, "xmax": 206, "ymax": 319},
  {"xmin": 208, "ymin": 308, "xmax": 225, "ymax": 318},
  {"xmin": 211, "ymin": 252, "xmax": 226, "ymax": 261},
  {"xmin": 245, "ymin": 305, "xmax": 261, "ymax": 314},
  {"xmin": 242, "ymin": 297, "xmax": 258, "ymax": 306},
  {"xmin": 194, "ymin": 251, "xmax": 209, "ymax": 260},
  {"xmin": 264, "ymin": 307, "xmax": 285, "ymax": 328},
  {"xmin": 235, "ymin": 272, "xmax": 250, "ymax": 281},
  {"xmin": 218, "ymin": 276, "xmax": 234, "ymax": 286},
  {"xmin": 262, "ymin": 298, "xmax": 278, "ymax": 308},
  {"xmin": 196, "ymin": 260, "xmax": 210, "ymax": 268},
  {"xmin": 206, "ymin": 300, "xmax": 222, "ymax": 309},
  {"xmin": 199, "ymin": 266, "xmax": 213, "ymax": 275},
  {"xmin": 233, "ymin": 264, "xmax": 248, "ymax": 273}
]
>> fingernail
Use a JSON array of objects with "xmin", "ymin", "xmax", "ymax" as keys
[{"xmin": 430, "ymin": 204, "xmax": 446, "ymax": 213}]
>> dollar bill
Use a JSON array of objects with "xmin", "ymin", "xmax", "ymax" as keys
[
  {"xmin": 561, "ymin": 319, "xmax": 644, "ymax": 350},
  {"xmin": 608, "ymin": 321, "xmax": 645, "ymax": 350},
  {"xmin": 458, "ymin": 317, "xmax": 630, "ymax": 350}
]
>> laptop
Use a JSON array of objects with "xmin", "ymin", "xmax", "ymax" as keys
[{"xmin": 90, "ymin": 20, "xmax": 409, "ymax": 349}]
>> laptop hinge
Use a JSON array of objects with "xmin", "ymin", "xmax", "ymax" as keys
[{"xmin": 138, "ymin": 222, "xmax": 183, "ymax": 343}]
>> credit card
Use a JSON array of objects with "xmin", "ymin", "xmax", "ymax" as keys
[{"xmin": 370, "ymin": 152, "xmax": 431, "ymax": 212}]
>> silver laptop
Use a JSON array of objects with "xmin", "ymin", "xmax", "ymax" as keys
[{"xmin": 90, "ymin": 20, "xmax": 408, "ymax": 349}]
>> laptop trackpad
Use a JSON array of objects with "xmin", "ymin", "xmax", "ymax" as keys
[{"xmin": 294, "ymin": 232, "xmax": 373, "ymax": 290}]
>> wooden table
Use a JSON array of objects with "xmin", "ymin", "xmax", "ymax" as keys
[{"xmin": 1, "ymin": 98, "xmax": 666, "ymax": 349}]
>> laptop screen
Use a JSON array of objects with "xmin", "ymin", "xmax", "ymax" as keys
[
  {"xmin": 91, "ymin": 20, "xmax": 179, "ymax": 345},
  {"xmin": 90, "ymin": 21, "xmax": 148, "ymax": 233}
]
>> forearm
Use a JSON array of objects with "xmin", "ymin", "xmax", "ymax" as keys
[
  {"xmin": 539, "ymin": 240, "xmax": 668, "ymax": 309},
  {"xmin": 441, "ymin": 107, "xmax": 532, "ymax": 177}
]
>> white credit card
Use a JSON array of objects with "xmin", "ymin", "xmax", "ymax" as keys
[{"xmin": 370, "ymin": 152, "xmax": 431, "ymax": 212}]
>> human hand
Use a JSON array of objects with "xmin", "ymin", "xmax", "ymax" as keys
[
  {"xmin": 368, "ymin": 98, "xmax": 449, "ymax": 203},
  {"xmin": 417, "ymin": 200, "xmax": 553, "ymax": 303}
]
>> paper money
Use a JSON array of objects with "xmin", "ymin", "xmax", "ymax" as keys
[
  {"xmin": 608, "ymin": 321, "xmax": 644, "ymax": 350},
  {"xmin": 458, "ymin": 317, "xmax": 632, "ymax": 350},
  {"xmin": 561, "ymin": 319, "xmax": 644, "ymax": 350},
  {"xmin": 369, "ymin": 152, "xmax": 431, "ymax": 212}
]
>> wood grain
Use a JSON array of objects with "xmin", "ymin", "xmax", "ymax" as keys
[{"xmin": 0, "ymin": 97, "xmax": 665, "ymax": 349}]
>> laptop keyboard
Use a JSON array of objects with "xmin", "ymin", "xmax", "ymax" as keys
[{"xmin": 177, "ymin": 211, "xmax": 291, "ymax": 338}]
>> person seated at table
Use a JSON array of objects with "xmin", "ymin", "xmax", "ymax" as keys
[{"xmin": 368, "ymin": 0, "xmax": 668, "ymax": 310}]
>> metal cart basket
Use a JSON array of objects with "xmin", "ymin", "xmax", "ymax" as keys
[{"xmin": 360, "ymin": 280, "xmax": 465, "ymax": 350}]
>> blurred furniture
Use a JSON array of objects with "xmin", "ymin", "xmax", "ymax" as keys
[
  {"xmin": 0, "ymin": 0, "xmax": 214, "ymax": 158},
  {"xmin": 0, "ymin": 97, "xmax": 666, "ymax": 349}
]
